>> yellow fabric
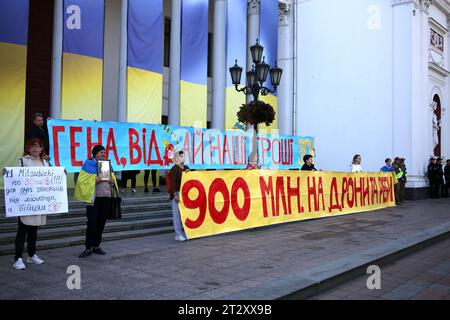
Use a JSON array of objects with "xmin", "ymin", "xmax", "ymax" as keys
[
  {"xmin": 0, "ymin": 42, "xmax": 26, "ymax": 189},
  {"xmin": 61, "ymin": 52, "xmax": 103, "ymax": 120},
  {"xmin": 179, "ymin": 170, "xmax": 396, "ymax": 239},
  {"xmin": 127, "ymin": 67, "xmax": 162, "ymax": 124},
  {"xmin": 74, "ymin": 170, "xmax": 119, "ymax": 204},
  {"xmin": 180, "ymin": 80, "xmax": 207, "ymax": 128}
]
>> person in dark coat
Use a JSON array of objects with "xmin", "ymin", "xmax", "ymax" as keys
[
  {"xmin": 436, "ymin": 158, "xmax": 445, "ymax": 197},
  {"xmin": 29, "ymin": 113, "xmax": 50, "ymax": 156},
  {"xmin": 428, "ymin": 157, "xmax": 440, "ymax": 198},
  {"xmin": 301, "ymin": 154, "xmax": 317, "ymax": 171},
  {"xmin": 444, "ymin": 159, "xmax": 450, "ymax": 198}
]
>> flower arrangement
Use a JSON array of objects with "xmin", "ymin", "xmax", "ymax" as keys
[{"xmin": 236, "ymin": 100, "xmax": 276, "ymax": 127}]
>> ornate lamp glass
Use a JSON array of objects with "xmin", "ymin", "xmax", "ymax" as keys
[
  {"xmin": 229, "ymin": 59, "xmax": 243, "ymax": 85},
  {"xmin": 250, "ymin": 39, "xmax": 263, "ymax": 64}
]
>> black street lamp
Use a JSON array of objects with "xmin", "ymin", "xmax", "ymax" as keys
[{"xmin": 229, "ymin": 39, "xmax": 282, "ymax": 101}]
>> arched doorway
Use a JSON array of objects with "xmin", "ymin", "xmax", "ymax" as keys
[{"xmin": 432, "ymin": 94, "xmax": 442, "ymax": 157}]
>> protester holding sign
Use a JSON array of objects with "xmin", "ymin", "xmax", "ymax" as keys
[
  {"xmin": 13, "ymin": 138, "xmax": 49, "ymax": 270},
  {"xmin": 75, "ymin": 145, "xmax": 119, "ymax": 258},
  {"xmin": 169, "ymin": 151, "xmax": 190, "ymax": 242}
]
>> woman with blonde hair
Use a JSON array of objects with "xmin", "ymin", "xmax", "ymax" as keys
[{"xmin": 13, "ymin": 138, "xmax": 50, "ymax": 270}]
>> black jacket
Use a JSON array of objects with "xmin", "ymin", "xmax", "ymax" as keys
[
  {"xmin": 445, "ymin": 165, "xmax": 450, "ymax": 184},
  {"xmin": 301, "ymin": 164, "xmax": 317, "ymax": 171}
]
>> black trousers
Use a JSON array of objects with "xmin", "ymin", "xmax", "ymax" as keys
[
  {"xmin": 144, "ymin": 170, "xmax": 157, "ymax": 187},
  {"xmin": 442, "ymin": 183, "xmax": 449, "ymax": 198},
  {"xmin": 430, "ymin": 181, "xmax": 440, "ymax": 198},
  {"xmin": 15, "ymin": 218, "xmax": 37, "ymax": 261},
  {"xmin": 121, "ymin": 172, "xmax": 137, "ymax": 189},
  {"xmin": 85, "ymin": 197, "xmax": 110, "ymax": 249}
]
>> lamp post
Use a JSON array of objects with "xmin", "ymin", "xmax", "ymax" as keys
[
  {"xmin": 229, "ymin": 39, "xmax": 282, "ymax": 102},
  {"xmin": 229, "ymin": 39, "xmax": 283, "ymax": 168}
]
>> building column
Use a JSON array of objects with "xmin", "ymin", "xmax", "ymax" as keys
[
  {"xmin": 168, "ymin": 0, "xmax": 182, "ymax": 126},
  {"xmin": 211, "ymin": 0, "xmax": 227, "ymax": 130},
  {"xmin": 117, "ymin": 0, "xmax": 128, "ymax": 122},
  {"xmin": 247, "ymin": 0, "xmax": 260, "ymax": 105},
  {"xmin": 247, "ymin": 0, "xmax": 260, "ymax": 163},
  {"xmin": 277, "ymin": 1, "xmax": 294, "ymax": 136},
  {"xmin": 50, "ymin": 0, "xmax": 63, "ymax": 119},
  {"xmin": 392, "ymin": 0, "xmax": 431, "ymax": 193}
]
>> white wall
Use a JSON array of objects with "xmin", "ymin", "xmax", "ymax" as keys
[{"xmin": 295, "ymin": 0, "xmax": 394, "ymax": 172}]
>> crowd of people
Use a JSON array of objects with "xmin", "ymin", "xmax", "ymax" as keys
[
  {"xmin": 428, "ymin": 157, "xmax": 450, "ymax": 199},
  {"xmin": 9, "ymin": 113, "xmax": 450, "ymax": 269}
]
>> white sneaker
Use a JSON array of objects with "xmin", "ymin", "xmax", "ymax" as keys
[
  {"xmin": 13, "ymin": 258, "xmax": 26, "ymax": 270},
  {"xmin": 175, "ymin": 235, "xmax": 187, "ymax": 242},
  {"xmin": 27, "ymin": 254, "xmax": 44, "ymax": 264},
  {"xmin": 132, "ymin": 188, "xmax": 136, "ymax": 193}
]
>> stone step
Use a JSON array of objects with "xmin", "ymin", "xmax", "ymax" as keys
[
  {"xmin": 0, "ymin": 216, "xmax": 173, "ymax": 245},
  {"xmin": 0, "ymin": 202, "xmax": 172, "ymax": 223},
  {"xmin": 0, "ymin": 194, "xmax": 171, "ymax": 213},
  {"xmin": 0, "ymin": 209, "xmax": 172, "ymax": 233},
  {"xmin": 0, "ymin": 225, "xmax": 175, "ymax": 256}
]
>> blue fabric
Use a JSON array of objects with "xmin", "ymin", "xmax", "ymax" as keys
[
  {"xmin": 380, "ymin": 165, "xmax": 394, "ymax": 172},
  {"xmin": 81, "ymin": 158, "xmax": 98, "ymax": 174}
]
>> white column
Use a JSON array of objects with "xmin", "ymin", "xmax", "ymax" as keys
[
  {"xmin": 247, "ymin": 0, "xmax": 260, "ymax": 164},
  {"xmin": 392, "ymin": 0, "xmax": 429, "ymax": 189},
  {"xmin": 168, "ymin": 0, "xmax": 182, "ymax": 126},
  {"xmin": 277, "ymin": 2, "xmax": 294, "ymax": 136},
  {"xmin": 50, "ymin": 0, "xmax": 63, "ymax": 119},
  {"xmin": 211, "ymin": 0, "xmax": 227, "ymax": 130},
  {"xmin": 117, "ymin": 0, "xmax": 128, "ymax": 122}
]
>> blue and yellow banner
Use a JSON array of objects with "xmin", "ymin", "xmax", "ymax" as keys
[
  {"xmin": 61, "ymin": 0, "xmax": 104, "ymax": 120},
  {"xmin": 259, "ymin": 0, "xmax": 278, "ymax": 131},
  {"xmin": 0, "ymin": 0, "xmax": 29, "ymax": 186},
  {"xmin": 180, "ymin": 170, "xmax": 396, "ymax": 239},
  {"xmin": 47, "ymin": 119, "xmax": 314, "ymax": 172},
  {"xmin": 225, "ymin": 0, "xmax": 247, "ymax": 130},
  {"xmin": 127, "ymin": 0, "xmax": 163, "ymax": 124},
  {"xmin": 180, "ymin": 0, "xmax": 208, "ymax": 127}
]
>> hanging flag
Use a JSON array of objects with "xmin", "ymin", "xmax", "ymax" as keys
[
  {"xmin": 0, "ymin": 0, "xmax": 29, "ymax": 181},
  {"xmin": 61, "ymin": 0, "xmax": 104, "ymax": 120},
  {"xmin": 127, "ymin": 0, "xmax": 163, "ymax": 124},
  {"xmin": 180, "ymin": 0, "xmax": 209, "ymax": 128},
  {"xmin": 259, "ymin": 0, "xmax": 278, "ymax": 131},
  {"xmin": 225, "ymin": 0, "xmax": 247, "ymax": 130}
]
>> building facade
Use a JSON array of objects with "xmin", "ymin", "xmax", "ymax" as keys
[{"xmin": 2, "ymin": 0, "xmax": 449, "ymax": 197}]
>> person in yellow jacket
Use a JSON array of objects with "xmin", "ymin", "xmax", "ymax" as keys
[
  {"xmin": 75, "ymin": 145, "xmax": 119, "ymax": 258},
  {"xmin": 393, "ymin": 157, "xmax": 404, "ymax": 205}
]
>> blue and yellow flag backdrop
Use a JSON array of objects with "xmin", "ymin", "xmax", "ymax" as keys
[
  {"xmin": 180, "ymin": 0, "xmax": 208, "ymax": 128},
  {"xmin": 127, "ymin": 0, "xmax": 163, "ymax": 124},
  {"xmin": 62, "ymin": 0, "xmax": 104, "ymax": 120},
  {"xmin": 225, "ymin": 0, "xmax": 247, "ymax": 130},
  {"xmin": 259, "ymin": 0, "xmax": 278, "ymax": 131},
  {"xmin": 0, "ymin": 0, "xmax": 29, "ymax": 186}
]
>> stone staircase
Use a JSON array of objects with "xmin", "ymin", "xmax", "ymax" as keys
[{"xmin": 0, "ymin": 190, "xmax": 174, "ymax": 256}]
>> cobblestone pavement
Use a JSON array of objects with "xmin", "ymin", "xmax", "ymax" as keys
[
  {"xmin": 309, "ymin": 236, "xmax": 450, "ymax": 300},
  {"xmin": 0, "ymin": 198, "xmax": 449, "ymax": 300}
]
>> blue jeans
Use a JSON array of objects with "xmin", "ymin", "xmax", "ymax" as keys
[{"xmin": 171, "ymin": 193, "xmax": 186, "ymax": 238}]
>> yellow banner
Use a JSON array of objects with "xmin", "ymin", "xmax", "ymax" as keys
[{"xmin": 179, "ymin": 170, "xmax": 396, "ymax": 239}]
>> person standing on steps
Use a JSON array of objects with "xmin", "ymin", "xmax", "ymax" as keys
[
  {"xmin": 13, "ymin": 138, "xmax": 50, "ymax": 270},
  {"xmin": 75, "ymin": 145, "xmax": 119, "ymax": 258}
]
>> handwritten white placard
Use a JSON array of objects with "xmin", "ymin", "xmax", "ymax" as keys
[{"xmin": 3, "ymin": 167, "xmax": 68, "ymax": 217}]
